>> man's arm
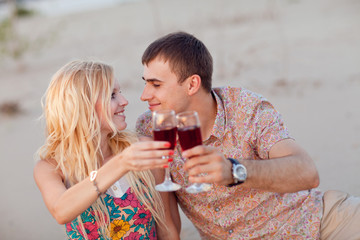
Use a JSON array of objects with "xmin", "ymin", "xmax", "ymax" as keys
[
  {"xmin": 242, "ymin": 138, "xmax": 319, "ymax": 192},
  {"xmin": 182, "ymin": 138, "xmax": 319, "ymax": 193}
]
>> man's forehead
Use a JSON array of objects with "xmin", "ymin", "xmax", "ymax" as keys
[{"xmin": 143, "ymin": 61, "xmax": 176, "ymax": 81}]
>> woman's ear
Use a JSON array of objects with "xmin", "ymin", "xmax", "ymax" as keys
[{"xmin": 187, "ymin": 74, "xmax": 201, "ymax": 96}]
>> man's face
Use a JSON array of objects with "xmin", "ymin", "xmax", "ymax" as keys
[{"xmin": 141, "ymin": 58, "xmax": 189, "ymax": 113}]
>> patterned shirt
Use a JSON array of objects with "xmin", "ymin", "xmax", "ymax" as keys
[
  {"xmin": 136, "ymin": 86, "xmax": 323, "ymax": 239},
  {"xmin": 65, "ymin": 187, "xmax": 157, "ymax": 240}
]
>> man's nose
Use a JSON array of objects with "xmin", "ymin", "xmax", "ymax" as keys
[{"xmin": 140, "ymin": 85, "xmax": 151, "ymax": 102}]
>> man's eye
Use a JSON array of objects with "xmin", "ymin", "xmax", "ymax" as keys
[{"xmin": 144, "ymin": 81, "xmax": 160, "ymax": 87}]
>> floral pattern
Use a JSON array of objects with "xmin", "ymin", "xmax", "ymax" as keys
[
  {"xmin": 113, "ymin": 191, "xmax": 140, "ymax": 208},
  {"xmin": 65, "ymin": 187, "xmax": 156, "ymax": 240},
  {"xmin": 77, "ymin": 221, "xmax": 99, "ymax": 240},
  {"xmin": 110, "ymin": 220, "xmax": 130, "ymax": 240},
  {"xmin": 136, "ymin": 86, "xmax": 324, "ymax": 239}
]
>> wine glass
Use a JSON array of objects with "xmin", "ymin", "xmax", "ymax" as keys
[
  {"xmin": 153, "ymin": 109, "xmax": 181, "ymax": 192},
  {"xmin": 176, "ymin": 111, "xmax": 212, "ymax": 194}
]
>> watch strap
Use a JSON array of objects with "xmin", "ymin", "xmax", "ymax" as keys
[{"xmin": 226, "ymin": 158, "xmax": 244, "ymax": 187}]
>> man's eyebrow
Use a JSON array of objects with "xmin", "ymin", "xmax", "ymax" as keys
[{"xmin": 142, "ymin": 77, "xmax": 162, "ymax": 82}]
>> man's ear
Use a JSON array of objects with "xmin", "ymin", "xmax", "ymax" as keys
[{"xmin": 187, "ymin": 74, "xmax": 201, "ymax": 96}]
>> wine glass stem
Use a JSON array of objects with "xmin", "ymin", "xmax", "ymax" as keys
[{"xmin": 164, "ymin": 163, "xmax": 172, "ymax": 182}]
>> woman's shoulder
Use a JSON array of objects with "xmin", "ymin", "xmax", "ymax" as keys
[
  {"xmin": 34, "ymin": 158, "xmax": 54, "ymax": 171},
  {"xmin": 34, "ymin": 158, "xmax": 65, "ymax": 180}
]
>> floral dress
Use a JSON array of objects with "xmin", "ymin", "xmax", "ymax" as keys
[{"xmin": 65, "ymin": 187, "xmax": 157, "ymax": 240}]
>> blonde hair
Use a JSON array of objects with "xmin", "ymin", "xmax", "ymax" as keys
[{"xmin": 37, "ymin": 60, "xmax": 165, "ymax": 239}]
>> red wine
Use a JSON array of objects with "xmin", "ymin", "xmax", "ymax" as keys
[
  {"xmin": 153, "ymin": 127, "xmax": 177, "ymax": 149},
  {"xmin": 178, "ymin": 126, "xmax": 202, "ymax": 150}
]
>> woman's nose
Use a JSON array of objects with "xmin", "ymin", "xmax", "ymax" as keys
[{"xmin": 119, "ymin": 94, "xmax": 128, "ymax": 106}]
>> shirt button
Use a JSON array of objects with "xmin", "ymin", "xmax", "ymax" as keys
[
  {"xmin": 229, "ymin": 229, "xmax": 233, "ymax": 234},
  {"xmin": 113, "ymin": 186, "xmax": 117, "ymax": 190},
  {"xmin": 215, "ymin": 207, "xmax": 220, "ymax": 212}
]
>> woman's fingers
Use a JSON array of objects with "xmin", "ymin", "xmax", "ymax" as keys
[
  {"xmin": 119, "ymin": 141, "xmax": 174, "ymax": 171},
  {"xmin": 130, "ymin": 141, "xmax": 174, "ymax": 158},
  {"xmin": 133, "ymin": 141, "xmax": 171, "ymax": 150},
  {"xmin": 127, "ymin": 157, "xmax": 171, "ymax": 170},
  {"xmin": 129, "ymin": 148, "xmax": 174, "ymax": 160}
]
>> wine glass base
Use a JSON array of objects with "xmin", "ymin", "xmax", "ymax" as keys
[
  {"xmin": 185, "ymin": 183, "xmax": 212, "ymax": 194},
  {"xmin": 155, "ymin": 181, "xmax": 181, "ymax": 192}
]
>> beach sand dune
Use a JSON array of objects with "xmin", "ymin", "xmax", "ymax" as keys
[{"xmin": 0, "ymin": 0, "xmax": 359, "ymax": 239}]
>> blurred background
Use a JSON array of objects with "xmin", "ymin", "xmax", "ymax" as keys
[{"xmin": 0, "ymin": 0, "xmax": 359, "ymax": 239}]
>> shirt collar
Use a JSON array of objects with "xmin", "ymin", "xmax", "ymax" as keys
[{"xmin": 210, "ymin": 89, "xmax": 226, "ymax": 140}]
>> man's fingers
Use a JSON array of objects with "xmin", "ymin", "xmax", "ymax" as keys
[
  {"xmin": 188, "ymin": 166, "xmax": 228, "ymax": 185},
  {"xmin": 182, "ymin": 145, "xmax": 208, "ymax": 158},
  {"xmin": 183, "ymin": 152, "xmax": 230, "ymax": 184},
  {"xmin": 181, "ymin": 145, "xmax": 219, "ymax": 159},
  {"xmin": 188, "ymin": 174, "xmax": 211, "ymax": 183},
  {"xmin": 183, "ymin": 151, "xmax": 222, "ymax": 171}
]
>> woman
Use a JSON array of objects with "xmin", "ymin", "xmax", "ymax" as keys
[{"xmin": 34, "ymin": 60, "xmax": 180, "ymax": 240}]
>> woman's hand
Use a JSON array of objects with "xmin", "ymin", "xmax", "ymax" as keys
[{"xmin": 115, "ymin": 141, "xmax": 173, "ymax": 172}]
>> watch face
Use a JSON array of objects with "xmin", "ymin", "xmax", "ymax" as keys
[{"xmin": 234, "ymin": 165, "xmax": 247, "ymax": 181}]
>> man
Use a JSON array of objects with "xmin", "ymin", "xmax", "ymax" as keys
[{"xmin": 136, "ymin": 31, "xmax": 360, "ymax": 239}]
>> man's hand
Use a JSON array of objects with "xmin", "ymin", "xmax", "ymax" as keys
[{"xmin": 182, "ymin": 146, "xmax": 234, "ymax": 185}]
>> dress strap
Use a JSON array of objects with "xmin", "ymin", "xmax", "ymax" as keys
[{"xmin": 106, "ymin": 175, "xmax": 130, "ymax": 198}]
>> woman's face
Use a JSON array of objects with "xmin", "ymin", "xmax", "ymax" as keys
[{"xmin": 95, "ymin": 82, "xmax": 128, "ymax": 134}]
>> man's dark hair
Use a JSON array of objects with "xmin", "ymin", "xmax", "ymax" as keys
[{"xmin": 142, "ymin": 31, "xmax": 213, "ymax": 92}]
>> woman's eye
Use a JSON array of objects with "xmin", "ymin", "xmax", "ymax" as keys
[{"xmin": 111, "ymin": 93, "xmax": 116, "ymax": 99}]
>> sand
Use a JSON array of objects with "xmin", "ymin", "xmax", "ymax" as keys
[{"xmin": 0, "ymin": 0, "xmax": 359, "ymax": 239}]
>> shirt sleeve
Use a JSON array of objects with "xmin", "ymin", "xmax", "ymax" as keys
[
  {"xmin": 251, "ymin": 100, "xmax": 291, "ymax": 159},
  {"xmin": 135, "ymin": 110, "xmax": 153, "ymax": 137}
]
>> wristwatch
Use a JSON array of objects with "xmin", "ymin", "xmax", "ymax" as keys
[{"xmin": 227, "ymin": 158, "xmax": 247, "ymax": 187}]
